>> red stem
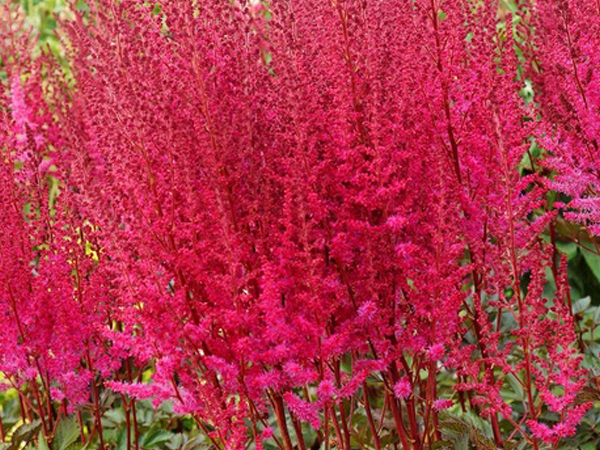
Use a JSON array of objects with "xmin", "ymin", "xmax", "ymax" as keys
[
  {"xmin": 0, "ymin": 410, "xmax": 5, "ymax": 442},
  {"xmin": 77, "ymin": 410, "xmax": 86, "ymax": 445},
  {"xmin": 126, "ymin": 360, "xmax": 140, "ymax": 450},
  {"xmin": 121, "ymin": 394, "xmax": 131, "ymax": 450},
  {"xmin": 85, "ymin": 352, "xmax": 105, "ymax": 450},
  {"xmin": 291, "ymin": 415, "xmax": 307, "ymax": 450},
  {"xmin": 337, "ymin": 400, "xmax": 351, "ymax": 450},
  {"xmin": 362, "ymin": 382, "xmax": 381, "ymax": 450},
  {"xmin": 329, "ymin": 404, "xmax": 346, "ymax": 450},
  {"xmin": 388, "ymin": 393, "xmax": 412, "ymax": 450},
  {"xmin": 272, "ymin": 393, "xmax": 294, "ymax": 450},
  {"xmin": 30, "ymin": 380, "xmax": 50, "ymax": 444}
]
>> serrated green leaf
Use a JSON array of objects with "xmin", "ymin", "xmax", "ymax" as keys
[
  {"xmin": 575, "ymin": 386, "xmax": 600, "ymax": 404},
  {"xmin": 115, "ymin": 427, "xmax": 127, "ymax": 450},
  {"xmin": 54, "ymin": 418, "xmax": 79, "ymax": 450},
  {"xmin": 140, "ymin": 426, "xmax": 173, "ymax": 449},
  {"xmin": 165, "ymin": 433, "xmax": 184, "ymax": 450},
  {"xmin": 64, "ymin": 444, "xmax": 84, "ymax": 450},
  {"xmin": 102, "ymin": 428, "xmax": 118, "ymax": 445},
  {"xmin": 37, "ymin": 431, "xmax": 50, "ymax": 450},
  {"xmin": 455, "ymin": 432, "xmax": 469, "ymax": 450},
  {"xmin": 8, "ymin": 420, "xmax": 41, "ymax": 450},
  {"xmin": 181, "ymin": 434, "xmax": 208, "ymax": 450},
  {"xmin": 102, "ymin": 407, "xmax": 125, "ymax": 426},
  {"xmin": 440, "ymin": 418, "xmax": 468, "ymax": 434}
]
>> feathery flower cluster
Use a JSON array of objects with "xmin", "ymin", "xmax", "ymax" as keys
[
  {"xmin": 0, "ymin": 0, "xmax": 597, "ymax": 449},
  {"xmin": 533, "ymin": 0, "xmax": 600, "ymax": 233}
]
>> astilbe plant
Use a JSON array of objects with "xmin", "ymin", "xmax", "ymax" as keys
[
  {"xmin": 532, "ymin": 0, "xmax": 600, "ymax": 235},
  {"xmin": 0, "ymin": 0, "xmax": 597, "ymax": 449},
  {"xmin": 0, "ymin": 4, "xmax": 123, "ymax": 447}
]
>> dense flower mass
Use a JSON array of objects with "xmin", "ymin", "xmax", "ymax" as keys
[{"xmin": 1, "ymin": 0, "xmax": 600, "ymax": 449}]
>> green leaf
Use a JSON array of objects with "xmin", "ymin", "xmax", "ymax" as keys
[
  {"xmin": 543, "ymin": 266, "xmax": 556, "ymax": 299},
  {"xmin": 102, "ymin": 428, "xmax": 118, "ymax": 445},
  {"xmin": 440, "ymin": 418, "xmax": 468, "ymax": 434},
  {"xmin": 573, "ymin": 296, "xmax": 591, "ymax": 315},
  {"xmin": 181, "ymin": 434, "xmax": 211, "ymax": 450},
  {"xmin": 594, "ymin": 305, "xmax": 600, "ymax": 323},
  {"xmin": 506, "ymin": 373, "xmax": 525, "ymax": 402},
  {"xmin": 555, "ymin": 240, "xmax": 578, "ymax": 261},
  {"xmin": 64, "ymin": 445, "xmax": 84, "ymax": 450},
  {"xmin": 54, "ymin": 418, "xmax": 80, "ymax": 450},
  {"xmin": 455, "ymin": 432, "xmax": 469, "ymax": 450},
  {"xmin": 115, "ymin": 427, "xmax": 128, "ymax": 450},
  {"xmin": 575, "ymin": 386, "xmax": 600, "ymax": 405},
  {"xmin": 38, "ymin": 431, "xmax": 50, "ymax": 450},
  {"xmin": 102, "ymin": 407, "xmax": 126, "ymax": 426},
  {"xmin": 165, "ymin": 434, "xmax": 184, "ymax": 450},
  {"xmin": 581, "ymin": 247, "xmax": 600, "ymax": 284},
  {"xmin": 8, "ymin": 420, "xmax": 41, "ymax": 450},
  {"xmin": 140, "ymin": 426, "xmax": 174, "ymax": 449}
]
